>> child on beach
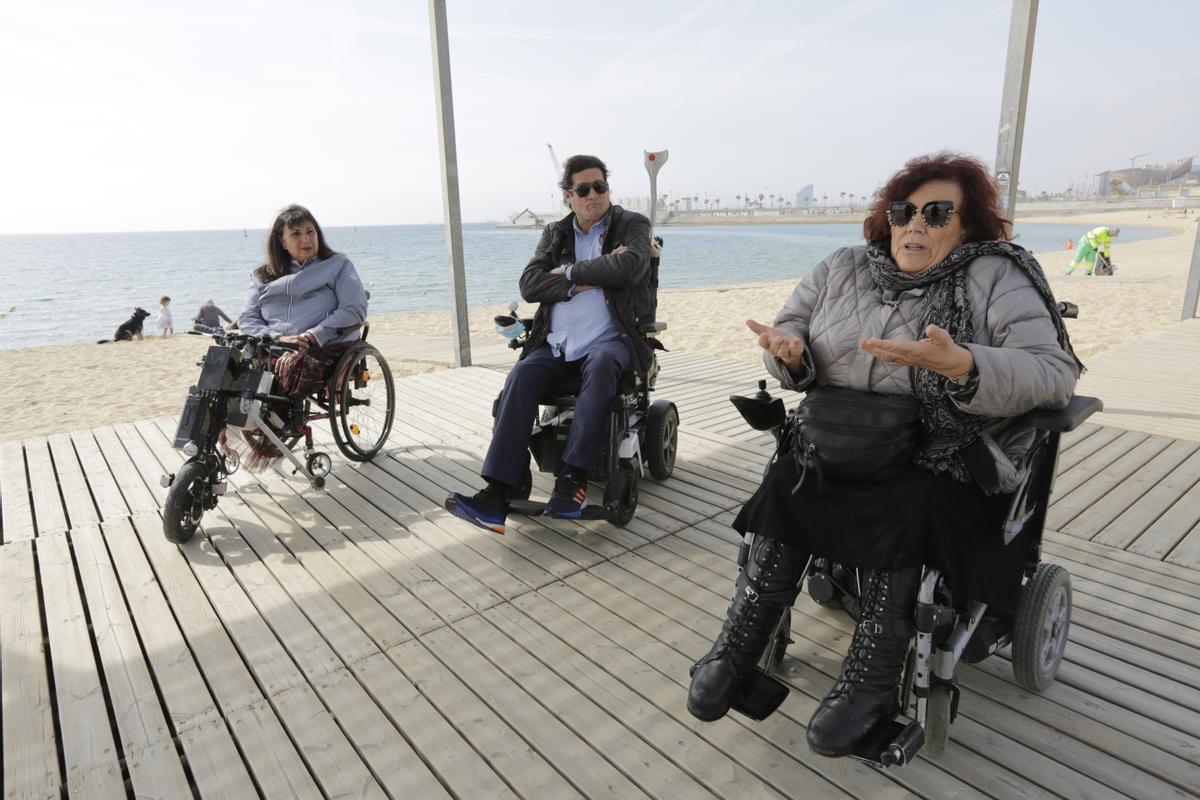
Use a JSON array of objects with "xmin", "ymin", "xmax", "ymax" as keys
[{"xmin": 156, "ymin": 296, "xmax": 174, "ymax": 337}]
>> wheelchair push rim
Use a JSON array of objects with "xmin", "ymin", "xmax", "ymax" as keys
[{"xmin": 329, "ymin": 344, "xmax": 395, "ymax": 461}]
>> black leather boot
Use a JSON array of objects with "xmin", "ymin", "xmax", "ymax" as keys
[
  {"xmin": 806, "ymin": 566, "xmax": 919, "ymax": 757},
  {"xmin": 687, "ymin": 536, "xmax": 808, "ymax": 721}
]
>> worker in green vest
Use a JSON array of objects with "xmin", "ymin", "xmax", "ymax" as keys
[{"xmin": 1067, "ymin": 226, "xmax": 1119, "ymax": 275}]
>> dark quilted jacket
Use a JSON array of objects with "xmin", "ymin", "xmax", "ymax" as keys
[{"xmin": 517, "ymin": 205, "xmax": 655, "ymax": 375}]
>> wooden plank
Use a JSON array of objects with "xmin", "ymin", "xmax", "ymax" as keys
[
  {"xmin": 0, "ymin": 541, "xmax": 60, "ymax": 800},
  {"xmin": 69, "ymin": 430, "xmax": 134, "ymax": 523},
  {"xmin": 35, "ymin": 533, "xmax": 126, "ymax": 798},
  {"xmin": 90, "ymin": 425, "xmax": 159, "ymax": 516},
  {"xmin": 1165, "ymin": 518, "xmax": 1200, "ymax": 570},
  {"xmin": 419, "ymin": 624, "xmax": 652, "ymax": 800},
  {"xmin": 112, "ymin": 515, "xmax": 324, "ymax": 799},
  {"xmin": 1065, "ymin": 438, "xmax": 1199, "ymax": 543},
  {"xmin": 1046, "ymin": 434, "xmax": 1172, "ymax": 532},
  {"xmin": 386, "ymin": 638, "xmax": 577, "ymax": 799},
  {"xmin": 468, "ymin": 607, "xmax": 728, "ymax": 800},
  {"xmin": 47, "ymin": 434, "xmax": 99, "ymax": 530},
  {"xmin": 0, "ymin": 440, "xmax": 35, "ymax": 542},
  {"xmin": 22, "ymin": 438, "xmax": 69, "ymax": 536},
  {"xmin": 71, "ymin": 524, "xmax": 252, "ymax": 799}
]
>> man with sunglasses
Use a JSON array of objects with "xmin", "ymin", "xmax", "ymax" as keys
[{"xmin": 446, "ymin": 154, "xmax": 654, "ymax": 533}]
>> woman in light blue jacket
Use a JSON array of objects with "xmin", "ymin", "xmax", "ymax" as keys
[{"xmin": 239, "ymin": 204, "xmax": 368, "ymax": 351}]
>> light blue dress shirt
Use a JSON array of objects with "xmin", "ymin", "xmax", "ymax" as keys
[{"xmin": 547, "ymin": 217, "xmax": 619, "ymax": 361}]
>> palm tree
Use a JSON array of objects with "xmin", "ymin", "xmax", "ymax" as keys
[
  {"xmin": 769, "ymin": 193, "xmax": 776, "ymax": 208},
  {"xmin": 714, "ymin": 197, "xmax": 721, "ymax": 210},
  {"xmin": 757, "ymin": 193, "xmax": 765, "ymax": 207},
  {"xmin": 735, "ymin": 194, "xmax": 742, "ymax": 209},
  {"xmin": 840, "ymin": 192, "xmax": 847, "ymax": 208},
  {"xmin": 822, "ymin": 194, "xmax": 828, "ymax": 208}
]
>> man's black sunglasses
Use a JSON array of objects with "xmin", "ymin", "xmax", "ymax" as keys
[
  {"xmin": 570, "ymin": 180, "xmax": 609, "ymax": 198},
  {"xmin": 887, "ymin": 200, "xmax": 956, "ymax": 229}
]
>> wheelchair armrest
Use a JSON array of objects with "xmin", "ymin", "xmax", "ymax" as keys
[
  {"xmin": 640, "ymin": 321, "xmax": 667, "ymax": 334},
  {"xmin": 1014, "ymin": 394, "xmax": 1102, "ymax": 433}
]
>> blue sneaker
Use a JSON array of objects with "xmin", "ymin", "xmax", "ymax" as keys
[
  {"xmin": 543, "ymin": 473, "xmax": 587, "ymax": 518},
  {"xmin": 445, "ymin": 487, "xmax": 507, "ymax": 535}
]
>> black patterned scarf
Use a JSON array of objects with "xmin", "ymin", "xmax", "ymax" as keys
[{"xmin": 866, "ymin": 239, "xmax": 1083, "ymax": 482}]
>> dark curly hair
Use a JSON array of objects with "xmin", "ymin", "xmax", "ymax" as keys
[
  {"xmin": 560, "ymin": 154, "xmax": 609, "ymax": 191},
  {"xmin": 863, "ymin": 152, "xmax": 1010, "ymax": 244},
  {"xmin": 256, "ymin": 204, "xmax": 338, "ymax": 284}
]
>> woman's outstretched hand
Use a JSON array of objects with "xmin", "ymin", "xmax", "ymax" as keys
[
  {"xmin": 859, "ymin": 324, "xmax": 974, "ymax": 381},
  {"xmin": 746, "ymin": 319, "xmax": 805, "ymax": 373}
]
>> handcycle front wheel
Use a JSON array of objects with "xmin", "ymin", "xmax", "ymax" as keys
[
  {"xmin": 329, "ymin": 343, "xmax": 396, "ymax": 461},
  {"xmin": 163, "ymin": 460, "xmax": 211, "ymax": 544}
]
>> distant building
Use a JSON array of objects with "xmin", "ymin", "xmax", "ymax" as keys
[
  {"xmin": 795, "ymin": 185, "xmax": 814, "ymax": 207},
  {"xmin": 1099, "ymin": 158, "xmax": 1190, "ymax": 196},
  {"xmin": 615, "ymin": 195, "xmax": 653, "ymax": 214}
]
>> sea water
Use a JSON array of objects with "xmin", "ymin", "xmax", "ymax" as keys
[{"xmin": 0, "ymin": 221, "xmax": 1167, "ymax": 349}]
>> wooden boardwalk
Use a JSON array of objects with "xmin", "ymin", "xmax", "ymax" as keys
[{"xmin": 3, "ymin": 350, "xmax": 1200, "ymax": 799}]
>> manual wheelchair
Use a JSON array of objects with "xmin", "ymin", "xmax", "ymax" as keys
[
  {"xmin": 726, "ymin": 311, "xmax": 1100, "ymax": 766},
  {"xmin": 490, "ymin": 307, "xmax": 679, "ymax": 526},
  {"xmin": 160, "ymin": 325, "xmax": 395, "ymax": 544}
]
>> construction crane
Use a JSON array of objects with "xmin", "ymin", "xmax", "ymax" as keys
[
  {"xmin": 1129, "ymin": 152, "xmax": 1150, "ymax": 170},
  {"xmin": 546, "ymin": 143, "xmax": 562, "ymax": 182}
]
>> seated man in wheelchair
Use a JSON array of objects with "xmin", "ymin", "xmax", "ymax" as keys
[
  {"xmin": 686, "ymin": 153, "xmax": 1083, "ymax": 760},
  {"xmin": 445, "ymin": 154, "xmax": 656, "ymax": 534}
]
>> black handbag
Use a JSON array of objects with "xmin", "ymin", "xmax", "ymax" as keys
[{"xmin": 785, "ymin": 385, "xmax": 921, "ymax": 486}]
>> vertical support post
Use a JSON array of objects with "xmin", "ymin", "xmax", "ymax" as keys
[
  {"xmin": 994, "ymin": 0, "xmax": 1038, "ymax": 224},
  {"xmin": 428, "ymin": 0, "xmax": 471, "ymax": 367},
  {"xmin": 1182, "ymin": 223, "xmax": 1200, "ymax": 320},
  {"xmin": 644, "ymin": 150, "xmax": 669, "ymax": 231}
]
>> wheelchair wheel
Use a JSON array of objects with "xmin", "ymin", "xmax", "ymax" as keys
[
  {"xmin": 329, "ymin": 344, "xmax": 395, "ymax": 462},
  {"xmin": 1012, "ymin": 563, "xmax": 1071, "ymax": 692},
  {"xmin": 645, "ymin": 400, "xmax": 679, "ymax": 480},
  {"xmin": 163, "ymin": 460, "xmax": 210, "ymax": 544},
  {"xmin": 604, "ymin": 459, "xmax": 639, "ymax": 526},
  {"xmin": 759, "ymin": 606, "xmax": 791, "ymax": 673},
  {"xmin": 923, "ymin": 685, "xmax": 953, "ymax": 759}
]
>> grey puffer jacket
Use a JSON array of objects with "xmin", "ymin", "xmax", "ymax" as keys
[{"xmin": 765, "ymin": 245, "xmax": 1079, "ymax": 491}]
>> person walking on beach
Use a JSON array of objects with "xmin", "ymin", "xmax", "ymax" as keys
[
  {"xmin": 444, "ymin": 153, "xmax": 654, "ymax": 533},
  {"xmin": 155, "ymin": 296, "xmax": 174, "ymax": 337},
  {"xmin": 1066, "ymin": 225, "xmax": 1119, "ymax": 275},
  {"xmin": 192, "ymin": 299, "xmax": 232, "ymax": 331}
]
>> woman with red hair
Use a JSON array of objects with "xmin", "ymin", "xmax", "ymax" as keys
[{"xmin": 687, "ymin": 152, "xmax": 1082, "ymax": 758}]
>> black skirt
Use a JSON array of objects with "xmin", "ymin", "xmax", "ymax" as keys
[{"xmin": 733, "ymin": 456, "xmax": 1029, "ymax": 609}]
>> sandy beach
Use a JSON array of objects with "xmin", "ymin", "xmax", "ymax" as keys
[{"xmin": 2, "ymin": 210, "xmax": 1195, "ymax": 442}]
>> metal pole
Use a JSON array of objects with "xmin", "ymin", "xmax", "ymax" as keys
[
  {"xmin": 1182, "ymin": 222, "xmax": 1200, "ymax": 320},
  {"xmin": 428, "ymin": 0, "xmax": 471, "ymax": 367},
  {"xmin": 644, "ymin": 150, "xmax": 668, "ymax": 231},
  {"xmin": 994, "ymin": 0, "xmax": 1038, "ymax": 224}
]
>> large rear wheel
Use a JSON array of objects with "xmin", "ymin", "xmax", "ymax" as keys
[
  {"xmin": 163, "ymin": 460, "xmax": 211, "ymax": 544},
  {"xmin": 330, "ymin": 344, "xmax": 395, "ymax": 461}
]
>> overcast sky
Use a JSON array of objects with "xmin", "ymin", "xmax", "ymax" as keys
[{"xmin": 1, "ymin": 0, "xmax": 1195, "ymax": 234}]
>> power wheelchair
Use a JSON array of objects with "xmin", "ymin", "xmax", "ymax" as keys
[
  {"xmin": 491, "ymin": 306, "xmax": 678, "ymax": 525},
  {"xmin": 160, "ymin": 323, "xmax": 395, "ymax": 544},
  {"xmin": 490, "ymin": 239, "xmax": 679, "ymax": 525},
  {"xmin": 725, "ymin": 303, "xmax": 1101, "ymax": 767}
]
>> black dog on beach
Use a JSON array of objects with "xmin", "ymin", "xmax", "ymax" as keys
[{"xmin": 97, "ymin": 307, "xmax": 151, "ymax": 343}]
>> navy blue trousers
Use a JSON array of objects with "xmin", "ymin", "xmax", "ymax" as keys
[{"xmin": 482, "ymin": 341, "xmax": 632, "ymax": 489}]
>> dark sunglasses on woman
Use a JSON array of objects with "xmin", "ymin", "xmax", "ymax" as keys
[
  {"xmin": 887, "ymin": 200, "xmax": 956, "ymax": 229},
  {"xmin": 571, "ymin": 180, "xmax": 610, "ymax": 198}
]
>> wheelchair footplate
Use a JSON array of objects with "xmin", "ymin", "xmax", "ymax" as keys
[
  {"xmin": 507, "ymin": 498, "xmax": 619, "ymax": 521},
  {"xmin": 849, "ymin": 717, "xmax": 924, "ymax": 768},
  {"xmin": 729, "ymin": 667, "xmax": 789, "ymax": 721}
]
